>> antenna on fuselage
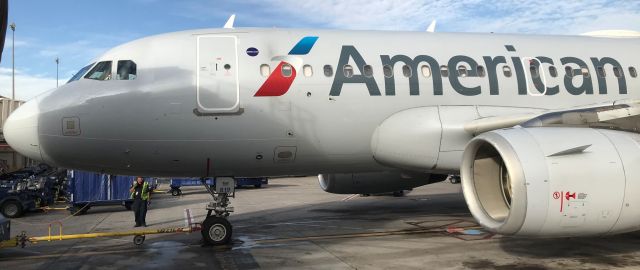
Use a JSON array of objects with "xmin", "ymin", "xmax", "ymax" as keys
[
  {"xmin": 224, "ymin": 14, "xmax": 236, "ymax": 29},
  {"xmin": 426, "ymin": 20, "xmax": 436, "ymax": 32}
]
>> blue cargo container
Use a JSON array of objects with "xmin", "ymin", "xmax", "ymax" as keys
[
  {"xmin": 169, "ymin": 178, "xmax": 214, "ymax": 196},
  {"xmin": 168, "ymin": 177, "xmax": 267, "ymax": 196},
  {"xmin": 236, "ymin": 177, "xmax": 268, "ymax": 188},
  {"xmin": 67, "ymin": 171, "xmax": 135, "ymax": 215}
]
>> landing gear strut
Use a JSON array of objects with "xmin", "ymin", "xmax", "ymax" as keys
[{"xmin": 200, "ymin": 177, "xmax": 235, "ymax": 245}]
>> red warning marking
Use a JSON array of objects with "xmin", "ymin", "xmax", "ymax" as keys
[
  {"xmin": 553, "ymin": 191, "xmax": 578, "ymax": 212},
  {"xmin": 565, "ymin": 192, "xmax": 576, "ymax": 201}
]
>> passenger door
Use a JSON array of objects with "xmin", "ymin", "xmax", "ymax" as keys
[{"xmin": 196, "ymin": 35, "xmax": 240, "ymax": 113}]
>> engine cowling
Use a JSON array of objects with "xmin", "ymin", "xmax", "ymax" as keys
[
  {"xmin": 318, "ymin": 171, "xmax": 447, "ymax": 194},
  {"xmin": 461, "ymin": 127, "xmax": 640, "ymax": 237}
]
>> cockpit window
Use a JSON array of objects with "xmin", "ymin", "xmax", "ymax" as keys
[
  {"xmin": 117, "ymin": 60, "xmax": 137, "ymax": 80},
  {"xmin": 84, "ymin": 61, "xmax": 112, "ymax": 80},
  {"xmin": 66, "ymin": 62, "xmax": 95, "ymax": 83}
]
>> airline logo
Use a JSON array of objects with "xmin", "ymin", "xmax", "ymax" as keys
[
  {"xmin": 256, "ymin": 39, "xmax": 628, "ymax": 98},
  {"xmin": 254, "ymin": 36, "xmax": 319, "ymax": 97},
  {"xmin": 329, "ymin": 45, "xmax": 629, "ymax": 97}
]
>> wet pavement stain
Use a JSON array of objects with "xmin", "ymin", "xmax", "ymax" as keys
[
  {"xmin": 462, "ymin": 259, "xmax": 549, "ymax": 270},
  {"xmin": 573, "ymin": 253, "xmax": 640, "ymax": 268},
  {"xmin": 213, "ymin": 249, "xmax": 260, "ymax": 270}
]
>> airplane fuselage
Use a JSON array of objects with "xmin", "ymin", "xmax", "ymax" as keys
[{"xmin": 9, "ymin": 28, "xmax": 640, "ymax": 177}]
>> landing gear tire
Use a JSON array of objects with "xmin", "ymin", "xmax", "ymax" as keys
[
  {"xmin": 133, "ymin": 235, "xmax": 145, "ymax": 245},
  {"xmin": 1, "ymin": 200, "xmax": 23, "ymax": 218},
  {"xmin": 201, "ymin": 216, "xmax": 232, "ymax": 246}
]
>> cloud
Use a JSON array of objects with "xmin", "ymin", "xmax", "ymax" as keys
[
  {"xmin": 4, "ymin": 37, "xmax": 30, "ymax": 48},
  {"xmin": 256, "ymin": 0, "xmax": 640, "ymax": 34},
  {"xmin": 0, "ymin": 68, "xmax": 62, "ymax": 101},
  {"xmin": 37, "ymin": 40, "xmax": 109, "ymax": 64}
]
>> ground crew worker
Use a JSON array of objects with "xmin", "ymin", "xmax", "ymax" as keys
[{"xmin": 129, "ymin": 176, "xmax": 150, "ymax": 227}]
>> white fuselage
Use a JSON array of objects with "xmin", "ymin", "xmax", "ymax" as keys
[{"xmin": 4, "ymin": 28, "xmax": 639, "ymax": 177}]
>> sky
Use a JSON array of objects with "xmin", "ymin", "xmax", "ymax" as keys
[{"xmin": 1, "ymin": 0, "xmax": 639, "ymax": 100}]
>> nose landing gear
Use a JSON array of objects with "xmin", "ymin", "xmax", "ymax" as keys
[{"xmin": 200, "ymin": 177, "xmax": 235, "ymax": 245}]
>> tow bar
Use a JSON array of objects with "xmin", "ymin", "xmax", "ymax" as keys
[{"xmin": 0, "ymin": 210, "xmax": 201, "ymax": 249}]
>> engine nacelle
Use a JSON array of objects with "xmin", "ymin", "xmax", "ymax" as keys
[
  {"xmin": 461, "ymin": 127, "xmax": 640, "ymax": 237},
  {"xmin": 318, "ymin": 171, "xmax": 446, "ymax": 194}
]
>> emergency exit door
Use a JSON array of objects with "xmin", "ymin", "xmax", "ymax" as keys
[{"xmin": 196, "ymin": 36, "xmax": 240, "ymax": 113}]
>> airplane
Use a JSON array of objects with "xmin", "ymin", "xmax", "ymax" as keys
[{"xmin": 3, "ymin": 17, "xmax": 640, "ymax": 245}]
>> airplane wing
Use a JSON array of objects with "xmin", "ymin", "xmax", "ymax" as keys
[{"xmin": 463, "ymin": 99, "xmax": 640, "ymax": 135}]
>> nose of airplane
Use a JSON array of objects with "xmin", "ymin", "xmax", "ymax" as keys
[{"xmin": 3, "ymin": 98, "xmax": 44, "ymax": 162}]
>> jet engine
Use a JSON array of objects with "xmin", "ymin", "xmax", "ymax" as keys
[
  {"xmin": 318, "ymin": 171, "xmax": 447, "ymax": 194},
  {"xmin": 461, "ymin": 127, "xmax": 640, "ymax": 237}
]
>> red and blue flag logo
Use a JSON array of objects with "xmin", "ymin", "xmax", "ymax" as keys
[{"xmin": 254, "ymin": 36, "xmax": 318, "ymax": 97}]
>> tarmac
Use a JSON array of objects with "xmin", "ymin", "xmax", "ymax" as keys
[{"xmin": 2, "ymin": 176, "xmax": 640, "ymax": 269}]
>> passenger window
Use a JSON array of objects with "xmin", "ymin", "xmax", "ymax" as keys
[
  {"xmin": 363, "ymin": 65, "xmax": 373, "ymax": 78},
  {"xmin": 502, "ymin": 66, "xmax": 512, "ymax": 77},
  {"xmin": 323, "ymin": 65, "xmax": 333, "ymax": 77},
  {"xmin": 402, "ymin": 65, "xmax": 412, "ymax": 78},
  {"xmin": 530, "ymin": 65, "xmax": 539, "ymax": 78},
  {"xmin": 282, "ymin": 63, "xmax": 293, "ymax": 77},
  {"xmin": 597, "ymin": 66, "xmax": 606, "ymax": 77},
  {"xmin": 458, "ymin": 65, "xmax": 468, "ymax": 77},
  {"xmin": 260, "ymin": 64, "xmax": 271, "ymax": 77},
  {"xmin": 116, "ymin": 60, "xmax": 137, "ymax": 80},
  {"xmin": 343, "ymin": 65, "xmax": 354, "ymax": 78},
  {"xmin": 421, "ymin": 65, "xmax": 431, "ymax": 78},
  {"xmin": 630, "ymin": 67, "xmax": 638, "ymax": 78},
  {"xmin": 581, "ymin": 67, "xmax": 590, "ymax": 77},
  {"xmin": 477, "ymin": 66, "xmax": 485, "ymax": 77},
  {"xmin": 84, "ymin": 61, "xmax": 112, "ymax": 81},
  {"xmin": 383, "ymin": 65, "xmax": 393, "ymax": 78},
  {"xmin": 549, "ymin": 66, "xmax": 558, "ymax": 77},
  {"xmin": 303, "ymin": 65, "xmax": 313, "ymax": 77},
  {"xmin": 565, "ymin": 66, "xmax": 574, "ymax": 77},
  {"xmin": 440, "ymin": 65, "xmax": 449, "ymax": 77},
  {"xmin": 613, "ymin": 67, "xmax": 622, "ymax": 78}
]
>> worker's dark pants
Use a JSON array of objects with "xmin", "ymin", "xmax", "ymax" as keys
[{"xmin": 133, "ymin": 199, "xmax": 147, "ymax": 226}]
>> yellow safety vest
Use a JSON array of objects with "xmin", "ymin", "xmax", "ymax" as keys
[{"xmin": 130, "ymin": 181, "xmax": 150, "ymax": 200}]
